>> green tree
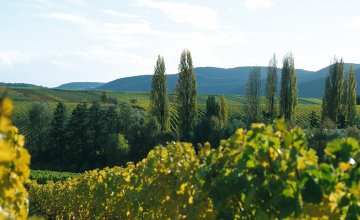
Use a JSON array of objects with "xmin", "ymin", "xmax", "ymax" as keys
[
  {"xmin": 26, "ymin": 103, "xmax": 52, "ymax": 163},
  {"xmin": 321, "ymin": 58, "xmax": 344, "ymax": 123},
  {"xmin": 149, "ymin": 55, "xmax": 170, "ymax": 132},
  {"xmin": 205, "ymin": 96, "xmax": 220, "ymax": 118},
  {"xmin": 175, "ymin": 49, "xmax": 197, "ymax": 141},
  {"xmin": 49, "ymin": 102, "xmax": 68, "ymax": 164},
  {"xmin": 347, "ymin": 66, "xmax": 357, "ymax": 124},
  {"xmin": 219, "ymin": 95, "xmax": 228, "ymax": 126},
  {"xmin": 194, "ymin": 96, "xmax": 223, "ymax": 146},
  {"xmin": 100, "ymin": 92, "xmax": 109, "ymax": 103},
  {"xmin": 245, "ymin": 66, "xmax": 261, "ymax": 125},
  {"xmin": 280, "ymin": 53, "xmax": 298, "ymax": 120},
  {"xmin": 67, "ymin": 103, "xmax": 91, "ymax": 170},
  {"xmin": 88, "ymin": 102, "xmax": 107, "ymax": 165},
  {"xmin": 265, "ymin": 54, "xmax": 278, "ymax": 119},
  {"xmin": 105, "ymin": 133, "xmax": 129, "ymax": 167}
]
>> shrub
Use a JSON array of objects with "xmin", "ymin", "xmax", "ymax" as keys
[
  {"xmin": 29, "ymin": 119, "xmax": 359, "ymax": 219},
  {"xmin": 0, "ymin": 98, "xmax": 30, "ymax": 219}
]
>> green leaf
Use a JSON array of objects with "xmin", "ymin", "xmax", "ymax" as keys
[
  {"xmin": 301, "ymin": 175, "xmax": 323, "ymax": 204},
  {"xmin": 279, "ymin": 197, "xmax": 297, "ymax": 218},
  {"xmin": 338, "ymin": 196, "xmax": 350, "ymax": 208}
]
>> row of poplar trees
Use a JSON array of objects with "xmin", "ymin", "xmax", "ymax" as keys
[
  {"xmin": 149, "ymin": 49, "xmax": 198, "ymax": 141},
  {"xmin": 246, "ymin": 54, "xmax": 357, "ymax": 127},
  {"xmin": 245, "ymin": 52, "xmax": 298, "ymax": 124},
  {"xmin": 322, "ymin": 58, "xmax": 357, "ymax": 126}
]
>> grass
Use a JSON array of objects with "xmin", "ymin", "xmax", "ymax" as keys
[{"xmin": 3, "ymin": 86, "xmax": 327, "ymax": 134}]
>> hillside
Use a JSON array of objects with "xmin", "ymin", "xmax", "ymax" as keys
[
  {"xmin": 57, "ymin": 64, "xmax": 360, "ymax": 97},
  {"xmin": 299, "ymin": 66, "xmax": 360, "ymax": 97},
  {"xmin": 0, "ymin": 82, "xmax": 46, "ymax": 89},
  {"xmin": 57, "ymin": 82, "xmax": 105, "ymax": 90},
  {"xmin": 96, "ymin": 66, "xmax": 316, "ymax": 95}
]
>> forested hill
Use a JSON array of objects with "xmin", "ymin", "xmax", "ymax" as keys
[{"xmin": 56, "ymin": 64, "xmax": 360, "ymax": 97}]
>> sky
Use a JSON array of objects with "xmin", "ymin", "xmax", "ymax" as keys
[{"xmin": 0, "ymin": 0, "xmax": 360, "ymax": 87}]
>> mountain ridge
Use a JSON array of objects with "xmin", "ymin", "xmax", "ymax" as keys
[{"xmin": 56, "ymin": 64, "xmax": 360, "ymax": 98}]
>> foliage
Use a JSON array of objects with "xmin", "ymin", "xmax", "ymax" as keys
[
  {"xmin": 0, "ymin": 98, "xmax": 30, "ymax": 219},
  {"xmin": 280, "ymin": 52, "xmax": 298, "ymax": 120},
  {"xmin": 265, "ymin": 54, "xmax": 278, "ymax": 120},
  {"xmin": 219, "ymin": 95, "xmax": 228, "ymax": 126},
  {"xmin": 322, "ymin": 58, "xmax": 345, "ymax": 123},
  {"xmin": 244, "ymin": 66, "xmax": 261, "ymax": 125},
  {"xmin": 346, "ymin": 66, "xmax": 357, "ymax": 124},
  {"xmin": 309, "ymin": 110, "xmax": 320, "ymax": 128},
  {"xmin": 49, "ymin": 102, "xmax": 67, "ymax": 165},
  {"xmin": 100, "ymin": 92, "xmax": 109, "ymax": 103},
  {"xmin": 150, "ymin": 55, "xmax": 170, "ymax": 132},
  {"xmin": 25, "ymin": 103, "xmax": 52, "ymax": 164},
  {"xmin": 29, "ymin": 119, "xmax": 359, "ymax": 219},
  {"xmin": 30, "ymin": 170, "xmax": 79, "ymax": 184},
  {"xmin": 205, "ymin": 96, "xmax": 220, "ymax": 118},
  {"xmin": 194, "ymin": 96, "xmax": 226, "ymax": 146},
  {"xmin": 175, "ymin": 49, "xmax": 198, "ymax": 141}
]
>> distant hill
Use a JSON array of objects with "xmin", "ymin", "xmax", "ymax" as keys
[
  {"xmin": 96, "ymin": 66, "xmax": 316, "ymax": 95},
  {"xmin": 57, "ymin": 82, "xmax": 105, "ymax": 90},
  {"xmin": 0, "ymin": 82, "xmax": 46, "ymax": 89},
  {"xmin": 57, "ymin": 63, "xmax": 360, "ymax": 98},
  {"xmin": 299, "ymin": 66, "xmax": 360, "ymax": 97}
]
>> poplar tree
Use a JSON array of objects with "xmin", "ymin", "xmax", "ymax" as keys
[
  {"xmin": 321, "ymin": 58, "xmax": 344, "ymax": 123},
  {"xmin": 219, "ymin": 95, "xmax": 228, "ymax": 126},
  {"xmin": 149, "ymin": 55, "xmax": 170, "ymax": 132},
  {"xmin": 50, "ymin": 102, "xmax": 67, "ymax": 164},
  {"xmin": 245, "ymin": 66, "xmax": 261, "ymax": 125},
  {"xmin": 205, "ymin": 96, "xmax": 220, "ymax": 118},
  {"xmin": 265, "ymin": 54, "xmax": 278, "ymax": 119},
  {"xmin": 280, "ymin": 53, "xmax": 298, "ymax": 120},
  {"xmin": 347, "ymin": 66, "xmax": 357, "ymax": 123},
  {"xmin": 175, "ymin": 49, "xmax": 197, "ymax": 141}
]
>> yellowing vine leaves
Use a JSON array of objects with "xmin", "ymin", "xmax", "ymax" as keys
[
  {"xmin": 0, "ymin": 98, "xmax": 30, "ymax": 220},
  {"xmin": 29, "ymin": 119, "xmax": 359, "ymax": 219}
]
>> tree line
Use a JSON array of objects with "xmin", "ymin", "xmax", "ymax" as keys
[
  {"xmin": 23, "ymin": 101, "xmax": 176, "ymax": 171},
  {"xmin": 19, "ymin": 49, "xmax": 358, "ymax": 171},
  {"xmin": 243, "ymin": 54, "xmax": 357, "ymax": 128}
]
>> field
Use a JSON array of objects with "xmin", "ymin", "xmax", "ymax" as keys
[
  {"xmin": 3, "ymin": 86, "xmax": 325, "ymax": 135},
  {"xmin": 30, "ymin": 170, "xmax": 79, "ymax": 184}
]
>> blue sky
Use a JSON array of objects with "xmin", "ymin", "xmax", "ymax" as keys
[{"xmin": 1, "ymin": 0, "xmax": 360, "ymax": 87}]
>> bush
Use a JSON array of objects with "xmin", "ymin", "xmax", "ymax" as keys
[
  {"xmin": 29, "ymin": 119, "xmax": 360, "ymax": 219},
  {"xmin": 30, "ymin": 170, "xmax": 79, "ymax": 184},
  {"xmin": 0, "ymin": 98, "xmax": 30, "ymax": 219}
]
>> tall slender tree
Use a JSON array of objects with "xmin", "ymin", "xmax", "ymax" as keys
[
  {"xmin": 347, "ymin": 66, "xmax": 357, "ymax": 124},
  {"xmin": 49, "ymin": 102, "xmax": 67, "ymax": 164},
  {"xmin": 205, "ymin": 96, "xmax": 220, "ymax": 118},
  {"xmin": 321, "ymin": 58, "xmax": 344, "ymax": 123},
  {"xmin": 245, "ymin": 66, "xmax": 261, "ymax": 125},
  {"xmin": 175, "ymin": 49, "xmax": 197, "ymax": 141},
  {"xmin": 280, "ymin": 53, "xmax": 297, "ymax": 120},
  {"xmin": 219, "ymin": 95, "xmax": 228, "ymax": 126},
  {"xmin": 265, "ymin": 54, "xmax": 278, "ymax": 119},
  {"xmin": 149, "ymin": 55, "xmax": 170, "ymax": 132}
]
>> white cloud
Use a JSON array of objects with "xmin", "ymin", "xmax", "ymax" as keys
[
  {"xmin": 244, "ymin": 0, "xmax": 274, "ymax": 9},
  {"xmin": 347, "ymin": 16, "xmax": 360, "ymax": 28},
  {"xmin": 35, "ymin": 12, "xmax": 92, "ymax": 26},
  {"xmin": 65, "ymin": 0, "xmax": 86, "ymax": 6},
  {"xmin": 0, "ymin": 51, "xmax": 33, "ymax": 68},
  {"xmin": 135, "ymin": 0, "xmax": 218, "ymax": 29},
  {"xmin": 102, "ymin": 10, "xmax": 141, "ymax": 19}
]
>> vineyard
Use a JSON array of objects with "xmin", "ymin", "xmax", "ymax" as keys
[
  {"xmin": 5, "ymin": 87, "xmax": 327, "ymax": 137},
  {"xmin": 28, "ymin": 119, "xmax": 360, "ymax": 219},
  {"xmin": 1, "ymin": 95, "xmax": 359, "ymax": 219},
  {"xmin": 30, "ymin": 170, "xmax": 79, "ymax": 184}
]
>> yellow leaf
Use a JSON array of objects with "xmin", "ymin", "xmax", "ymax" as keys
[{"xmin": 177, "ymin": 183, "xmax": 188, "ymax": 195}]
